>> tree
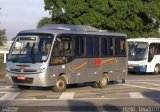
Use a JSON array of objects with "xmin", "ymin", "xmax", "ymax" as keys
[
  {"xmin": 0, "ymin": 29, "xmax": 7, "ymax": 46},
  {"xmin": 37, "ymin": 17, "xmax": 53, "ymax": 28},
  {"xmin": 38, "ymin": 0, "xmax": 160, "ymax": 38}
]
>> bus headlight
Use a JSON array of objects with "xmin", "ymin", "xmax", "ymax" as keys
[
  {"xmin": 37, "ymin": 67, "xmax": 46, "ymax": 73},
  {"xmin": 37, "ymin": 65, "xmax": 47, "ymax": 73},
  {"xmin": 5, "ymin": 67, "xmax": 10, "ymax": 72}
]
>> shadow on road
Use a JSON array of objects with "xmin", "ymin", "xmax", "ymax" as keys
[
  {"xmin": 128, "ymin": 72, "xmax": 149, "ymax": 75},
  {"xmin": 10, "ymin": 81, "xmax": 121, "ymax": 92},
  {"xmin": 142, "ymin": 91, "xmax": 160, "ymax": 104},
  {"xmin": 0, "ymin": 100, "xmax": 121, "ymax": 112},
  {"xmin": 68, "ymin": 100, "xmax": 121, "ymax": 111}
]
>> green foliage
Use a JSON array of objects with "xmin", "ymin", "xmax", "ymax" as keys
[
  {"xmin": 0, "ymin": 29, "xmax": 7, "ymax": 46},
  {"xmin": 38, "ymin": 0, "xmax": 160, "ymax": 38},
  {"xmin": 0, "ymin": 56, "xmax": 3, "ymax": 62},
  {"xmin": 37, "ymin": 17, "xmax": 53, "ymax": 28},
  {"xmin": 0, "ymin": 56, "xmax": 5, "ymax": 79}
]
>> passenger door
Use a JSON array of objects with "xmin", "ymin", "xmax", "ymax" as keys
[{"xmin": 49, "ymin": 35, "xmax": 76, "ymax": 83}]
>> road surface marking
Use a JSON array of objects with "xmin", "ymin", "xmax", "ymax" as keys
[
  {"xmin": 126, "ymin": 80, "xmax": 160, "ymax": 82},
  {"xmin": 0, "ymin": 86, "xmax": 12, "ymax": 88},
  {"xmin": 0, "ymin": 86, "xmax": 19, "ymax": 91},
  {"xmin": 59, "ymin": 92, "xmax": 75, "ymax": 100},
  {"xmin": 129, "ymin": 92, "xmax": 144, "ymax": 98},
  {"xmin": 0, "ymin": 92, "xmax": 19, "ymax": 100},
  {"xmin": 123, "ymin": 84, "xmax": 160, "ymax": 91},
  {"xmin": 140, "ymin": 82, "xmax": 160, "ymax": 87},
  {"xmin": 126, "ymin": 79, "xmax": 159, "ymax": 82}
]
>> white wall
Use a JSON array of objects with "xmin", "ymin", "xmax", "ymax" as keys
[{"xmin": 0, "ymin": 48, "xmax": 9, "ymax": 63}]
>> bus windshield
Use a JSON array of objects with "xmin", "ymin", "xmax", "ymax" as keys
[
  {"xmin": 128, "ymin": 42, "xmax": 148, "ymax": 61},
  {"xmin": 8, "ymin": 34, "xmax": 53, "ymax": 63}
]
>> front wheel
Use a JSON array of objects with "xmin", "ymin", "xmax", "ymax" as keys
[
  {"xmin": 153, "ymin": 65, "xmax": 160, "ymax": 75},
  {"xmin": 51, "ymin": 76, "xmax": 67, "ymax": 92}
]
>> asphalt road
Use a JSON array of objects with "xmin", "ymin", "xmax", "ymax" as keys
[{"xmin": 0, "ymin": 73, "xmax": 160, "ymax": 112}]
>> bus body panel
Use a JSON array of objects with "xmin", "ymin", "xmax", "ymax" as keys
[
  {"xmin": 5, "ymin": 57, "xmax": 127, "ymax": 87},
  {"xmin": 47, "ymin": 57, "xmax": 127, "ymax": 85},
  {"xmin": 5, "ymin": 24, "xmax": 127, "ymax": 88},
  {"xmin": 128, "ymin": 38, "xmax": 160, "ymax": 73},
  {"xmin": 146, "ymin": 55, "xmax": 160, "ymax": 73},
  {"xmin": 5, "ymin": 61, "xmax": 56, "ymax": 87},
  {"xmin": 128, "ymin": 60, "xmax": 147, "ymax": 73}
]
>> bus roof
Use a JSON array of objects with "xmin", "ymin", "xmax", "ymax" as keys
[
  {"xmin": 18, "ymin": 24, "xmax": 127, "ymax": 37},
  {"xmin": 127, "ymin": 38, "xmax": 160, "ymax": 44}
]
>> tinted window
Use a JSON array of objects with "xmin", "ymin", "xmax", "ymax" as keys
[
  {"xmin": 115, "ymin": 38, "xmax": 126, "ymax": 56},
  {"xmin": 108, "ymin": 38, "xmax": 114, "ymax": 56},
  {"xmin": 120, "ymin": 38, "xmax": 126, "ymax": 56},
  {"xmin": 74, "ymin": 36, "xmax": 85, "ymax": 57},
  {"xmin": 50, "ymin": 35, "xmax": 73, "ymax": 65},
  {"xmin": 101, "ymin": 37, "xmax": 108, "ymax": 56},
  {"xmin": 86, "ymin": 37, "xmax": 93, "ymax": 56},
  {"xmin": 148, "ymin": 43, "xmax": 158, "ymax": 62},
  {"xmin": 115, "ymin": 38, "xmax": 121, "ymax": 56},
  {"xmin": 93, "ymin": 37, "xmax": 99, "ymax": 56}
]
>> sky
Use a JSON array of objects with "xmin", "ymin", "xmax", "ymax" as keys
[{"xmin": 0, "ymin": 0, "xmax": 50, "ymax": 40}]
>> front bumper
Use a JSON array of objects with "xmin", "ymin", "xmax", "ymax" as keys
[
  {"xmin": 5, "ymin": 71, "xmax": 56, "ymax": 87},
  {"xmin": 128, "ymin": 65, "xmax": 147, "ymax": 73}
]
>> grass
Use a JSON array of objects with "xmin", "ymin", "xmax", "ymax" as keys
[
  {"xmin": 0, "ymin": 56, "xmax": 3, "ymax": 62},
  {"xmin": 0, "ymin": 56, "xmax": 5, "ymax": 79}
]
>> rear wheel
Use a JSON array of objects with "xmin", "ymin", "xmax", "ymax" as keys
[
  {"xmin": 153, "ymin": 64, "xmax": 160, "ymax": 75},
  {"xmin": 122, "ymin": 79, "xmax": 125, "ymax": 84},
  {"xmin": 93, "ymin": 74, "xmax": 108, "ymax": 88},
  {"xmin": 92, "ymin": 82, "xmax": 98, "ymax": 88},
  {"xmin": 17, "ymin": 85, "xmax": 31, "ymax": 90},
  {"xmin": 51, "ymin": 76, "xmax": 67, "ymax": 92}
]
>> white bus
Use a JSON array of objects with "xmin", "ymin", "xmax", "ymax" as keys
[{"xmin": 128, "ymin": 38, "xmax": 160, "ymax": 74}]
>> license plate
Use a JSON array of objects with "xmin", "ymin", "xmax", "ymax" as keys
[
  {"xmin": 17, "ymin": 76, "xmax": 26, "ymax": 80},
  {"xmin": 128, "ymin": 66, "xmax": 133, "ymax": 69}
]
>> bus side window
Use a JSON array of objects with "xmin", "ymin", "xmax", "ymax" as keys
[
  {"xmin": 115, "ymin": 38, "xmax": 121, "ymax": 56},
  {"xmin": 101, "ymin": 38, "xmax": 108, "ymax": 56},
  {"xmin": 120, "ymin": 38, "xmax": 126, "ymax": 56},
  {"xmin": 50, "ymin": 35, "xmax": 73, "ymax": 65},
  {"xmin": 86, "ymin": 37, "xmax": 93, "ymax": 57},
  {"xmin": 148, "ymin": 43, "xmax": 156, "ymax": 62},
  {"xmin": 108, "ymin": 38, "xmax": 114, "ymax": 56},
  {"xmin": 85, "ymin": 36, "xmax": 99, "ymax": 57},
  {"xmin": 93, "ymin": 37, "xmax": 99, "ymax": 57},
  {"xmin": 74, "ymin": 36, "xmax": 85, "ymax": 57},
  {"xmin": 158, "ymin": 44, "xmax": 160, "ymax": 54}
]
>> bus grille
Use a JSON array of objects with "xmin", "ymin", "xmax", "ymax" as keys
[
  {"xmin": 11, "ymin": 77, "xmax": 33, "ymax": 84},
  {"xmin": 10, "ymin": 68, "xmax": 37, "ymax": 73}
]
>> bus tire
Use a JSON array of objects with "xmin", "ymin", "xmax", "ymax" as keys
[
  {"xmin": 17, "ymin": 85, "xmax": 31, "ymax": 90},
  {"xmin": 97, "ymin": 74, "xmax": 108, "ymax": 88},
  {"xmin": 92, "ymin": 82, "xmax": 98, "ymax": 88},
  {"xmin": 153, "ymin": 64, "xmax": 160, "ymax": 75},
  {"xmin": 51, "ymin": 76, "xmax": 67, "ymax": 92},
  {"xmin": 122, "ymin": 79, "xmax": 125, "ymax": 84}
]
